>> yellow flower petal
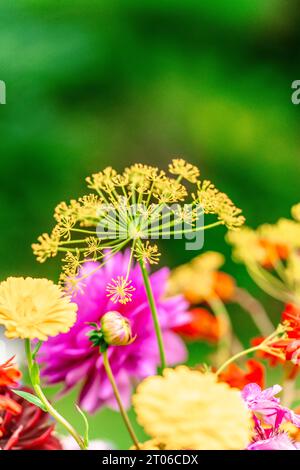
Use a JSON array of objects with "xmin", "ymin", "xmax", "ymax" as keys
[
  {"xmin": 0, "ymin": 277, "xmax": 77, "ymax": 340},
  {"xmin": 133, "ymin": 366, "xmax": 252, "ymax": 450}
]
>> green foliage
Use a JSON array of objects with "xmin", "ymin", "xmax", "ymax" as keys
[
  {"xmin": 12, "ymin": 390, "xmax": 47, "ymax": 412},
  {"xmin": 1, "ymin": 0, "xmax": 300, "ymax": 449}
]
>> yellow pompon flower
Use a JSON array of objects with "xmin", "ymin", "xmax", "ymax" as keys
[
  {"xmin": 130, "ymin": 439, "xmax": 166, "ymax": 450},
  {"xmin": 133, "ymin": 366, "xmax": 252, "ymax": 450},
  {"xmin": 0, "ymin": 277, "xmax": 77, "ymax": 340}
]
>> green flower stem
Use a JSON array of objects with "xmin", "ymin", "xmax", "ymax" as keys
[
  {"xmin": 234, "ymin": 287, "xmax": 274, "ymax": 337},
  {"xmin": 150, "ymin": 220, "xmax": 223, "ymax": 236},
  {"xmin": 281, "ymin": 362, "xmax": 296, "ymax": 407},
  {"xmin": 208, "ymin": 297, "xmax": 232, "ymax": 367},
  {"xmin": 25, "ymin": 339, "xmax": 86, "ymax": 450},
  {"xmin": 216, "ymin": 329, "xmax": 280, "ymax": 376},
  {"xmin": 215, "ymin": 345, "xmax": 261, "ymax": 376},
  {"xmin": 139, "ymin": 260, "xmax": 167, "ymax": 371},
  {"xmin": 102, "ymin": 349, "xmax": 140, "ymax": 450}
]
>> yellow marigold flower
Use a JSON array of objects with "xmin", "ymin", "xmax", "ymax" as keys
[
  {"xmin": 133, "ymin": 366, "xmax": 252, "ymax": 450},
  {"xmin": 0, "ymin": 277, "xmax": 77, "ymax": 340}
]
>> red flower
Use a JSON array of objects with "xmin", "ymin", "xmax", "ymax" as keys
[
  {"xmin": 0, "ymin": 357, "xmax": 22, "ymax": 387},
  {"xmin": 282, "ymin": 304, "xmax": 300, "ymax": 339},
  {"xmin": 173, "ymin": 307, "xmax": 224, "ymax": 343},
  {"xmin": 251, "ymin": 336, "xmax": 286, "ymax": 366},
  {"xmin": 252, "ymin": 327, "xmax": 300, "ymax": 378},
  {"xmin": 219, "ymin": 359, "xmax": 265, "ymax": 389},
  {"xmin": 0, "ymin": 387, "xmax": 62, "ymax": 450},
  {"xmin": 285, "ymin": 339, "xmax": 300, "ymax": 365}
]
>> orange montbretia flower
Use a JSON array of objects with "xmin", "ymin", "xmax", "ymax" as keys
[
  {"xmin": 219, "ymin": 359, "xmax": 265, "ymax": 390},
  {"xmin": 173, "ymin": 308, "xmax": 225, "ymax": 343},
  {"xmin": 259, "ymin": 239, "xmax": 289, "ymax": 269},
  {"xmin": 0, "ymin": 357, "xmax": 22, "ymax": 387}
]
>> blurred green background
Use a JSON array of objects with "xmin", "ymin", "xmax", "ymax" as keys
[{"xmin": 1, "ymin": 0, "xmax": 300, "ymax": 449}]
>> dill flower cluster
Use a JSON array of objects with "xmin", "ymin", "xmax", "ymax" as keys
[
  {"xmin": 32, "ymin": 159, "xmax": 244, "ymax": 299},
  {"xmin": 227, "ymin": 203, "xmax": 300, "ymax": 305},
  {"xmin": 133, "ymin": 366, "xmax": 252, "ymax": 450}
]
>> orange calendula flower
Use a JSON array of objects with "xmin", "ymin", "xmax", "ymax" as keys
[
  {"xmin": 173, "ymin": 307, "xmax": 225, "ymax": 343},
  {"xmin": 213, "ymin": 271, "xmax": 236, "ymax": 302},
  {"xmin": 167, "ymin": 252, "xmax": 236, "ymax": 305},
  {"xmin": 219, "ymin": 359, "xmax": 265, "ymax": 390},
  {"xmin": 0, "ymin": 357, "xmax": 21, "ymax": 387},
  {"xmin": 258, "ymin": 239, "xmax": 289, "ymax": 269}
]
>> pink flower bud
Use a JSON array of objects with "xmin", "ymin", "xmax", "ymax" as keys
[{"xmin": 101, "ymin": 311, "xmax": 136, "ymax": 346}]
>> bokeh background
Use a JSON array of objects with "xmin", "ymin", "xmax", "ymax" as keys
[{"xmin": 1, "ymin": 0, "xmax": 300, "ymax": 448}]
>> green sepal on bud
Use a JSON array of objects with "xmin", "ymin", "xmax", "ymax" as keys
[{"xmin": 86, "ymin": 323, "xmax": 108, "ymax": 352}]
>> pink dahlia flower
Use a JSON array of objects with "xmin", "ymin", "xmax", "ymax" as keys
[{"xmin": 40, "ymin": 251, "xmax": 189, "ymax": 413}]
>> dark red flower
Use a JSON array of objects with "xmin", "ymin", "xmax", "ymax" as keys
[
  {"xmin": 0, "ymin": 386, "xmax": 62, "ymax": 450},
  {"xmin": 219, "ymin": 359, "xmax": 265, "ymax": 389}
]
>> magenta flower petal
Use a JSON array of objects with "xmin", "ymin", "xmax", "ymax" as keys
[
  {"xmin": 248, "ymin": 433, "xmax": 300, "ymax": 451},
  {"xmin": 40, "ymin": 252, "xmax": 188, "ymax": 412},
  {"xmin": 243, "ymin": 382, "xmax": 300, "ymax": 452}
]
